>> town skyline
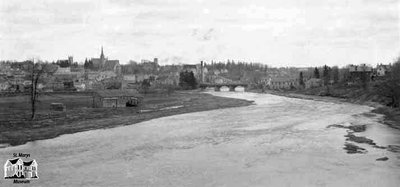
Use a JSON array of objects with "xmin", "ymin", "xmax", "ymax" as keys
[
  {"xmin": 2, "ymin": 1, "xmax": 400, "ymax": 186},
  {"xmin": 1, "ymin": 0, "xmax": 399, "ymax": 67},
  {"xmin": 0, "ymin": 46, "xmax": 397, "ymax": 69}
]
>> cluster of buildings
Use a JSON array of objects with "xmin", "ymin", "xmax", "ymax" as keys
[
  {"xmin": 0, "ymin": 47, "xmax": 213, "ymax": 108},
  {"xmin": 0, "ymin": 62, "xmax": 33, "ymax": 92},
  {"xmin": 1, "ymin": 49, "xmax": 394, "ymax": 94},
  {"xmin": 0, "ymin": 47, "xmax": 124, "ymax": 92},
  {"xmin": 262, "ymin": 63, "xmax": 393, "ymax": 90},
  {"xmin": 348, "ymin": 63, "xmax": 391, "ymax": 80},
  {"xmin": 0, "ymin": 49, "xmax": 211, "ymax": 93}
]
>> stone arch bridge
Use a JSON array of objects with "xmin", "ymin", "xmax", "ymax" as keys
[{"xmin": 199, "ymin": 83, "xmax": 249, "ymax": 92}]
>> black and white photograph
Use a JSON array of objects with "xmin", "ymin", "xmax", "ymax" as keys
[{"xmin": 0, "ymin": 0, "xmax": 400, "ymax": 186}]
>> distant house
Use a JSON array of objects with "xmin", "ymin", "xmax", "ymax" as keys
[
  {"xmin": 96, "ymin": 71, "xmax": 117, "ymax": 81},
  {"xmin": 4, "ymin": 158, "xmax": 38, "ymax": 179},
  {"xmin": 267, "ymin": 77, "xmax": 299, "ymax": 90},
  {"xmin": 54, "ymin": 67, "xmax": 71, "ymax": 75},
  {"xmin": 121, "ymin": 75, "xmax": 137, "ymax": 89},
  {"xmin": 93, "ymin": 89, "xmax": 143, "ymax": 108},
  {"xmin": 56, "ymin": 56, "xmax": 73, "ymax": 67},
  {"xmin": 211, "ymin": 75, "xmax": 233, "ymax": 84},
  {"xmin": 70, "ymin": 66, "xmax": 85, "ymax": 73},
  {"xmin": 376, "ymin": 64, "xmax": 391, "ymax": 77},
  {"xmin": 141, "ymin": 58, "xmax": 159, "ymax": 73},
  {"xmin": 49, "ymin": 74, "xmax": 77, "ymax": 91},
  {"xmin": 348, "ymin": 64, "xmax": 372, "ymax": 73},
  {"xmin": 121, "ymin": 82, "xmax": 141, "ymax": 90},
  {"xmin": 9, "ymin": 72, "xmax": 25, "ymax": 85},
  {"xmin": 348, "ymin": 64, "xmax": 373, "ymax": 81},
  {"xmin": 305, "ymin": 78, "xmax": 323, "ymax": 89},
  {"xmin": 155, "ymin": 73, "xmax": 179, "ymax": 86},
  {"xmin": 135, "ymin": 74, "xmax": 156, "ymax": 83}
]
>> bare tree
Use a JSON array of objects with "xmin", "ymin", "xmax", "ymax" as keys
[
  {"xmin": 332, "ymin": 66, "xmax": 339, "ymax": 84},
  {"xmin": 313, "ymin": 67, "xmax": 320, "ymax": 78},
  {"xmin": 28, "ymin": 60, "xmax": 51, "ymax": 120},
  {"xmin": 140, "ymin": 79, "xmax": 151, "ymax": 94},
  {"xmin": 299, "ymin": 72, "xmax": 305, "ymax": 87},
  {"xmin": 322, "ymin": 65, "xmax": 331, "ymax": 86}
]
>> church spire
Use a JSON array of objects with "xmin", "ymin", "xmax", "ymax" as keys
[{"xmin": 100, "ymin": 46, "xmax": 105, "ymax": 59}]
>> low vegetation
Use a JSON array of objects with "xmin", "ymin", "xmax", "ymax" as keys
[{"xmin": 0, "ymin": 90, "xmax": 253, "ymax": 147}]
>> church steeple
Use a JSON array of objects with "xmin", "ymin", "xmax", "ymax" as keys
[{"xmin": 100, "ymin": 46, "xmax": 105, "ymax": 59}]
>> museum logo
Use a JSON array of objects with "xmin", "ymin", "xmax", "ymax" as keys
[{"xmin": 4, "ymin": 153, "xmax": 38, "ymax": 184}]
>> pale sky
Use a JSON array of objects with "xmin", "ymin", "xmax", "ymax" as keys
[{"xmin": 0, "ymin": 0, "xmax": 399, "ymax": 67}]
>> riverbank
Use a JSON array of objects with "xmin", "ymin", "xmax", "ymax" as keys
[
  {"xmin": 254, "ymin": 89, "xmax": 400, "ymax": 130},
  {"xmin": 2, "ymin": 89, "xmax": 399, "ymax": 186},
  {"xmin": 0, "ymin": 91, "xmax": 253, "ymax": 147}
]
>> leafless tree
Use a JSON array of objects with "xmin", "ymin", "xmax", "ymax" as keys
[
  {"xmin": 332, "ymin": 66, "xmax": 339, "ymax": 84},
  {"xmin": 28, "ymin": 60, "xmax": 52, "ymax": 119}
]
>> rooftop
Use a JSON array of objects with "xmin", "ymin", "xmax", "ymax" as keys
[
  {"xmin": 23, "ymin": 160, "xmax": 34, "ymax": 166},
  {"xmin": 94, "ymin": 89, "xmax": 142, "ymax": 98},
  {"xmin": 183, "ymin": 64, "xmax": 197, "ymax": 69},
  {"xmin": 9, "ymin": 158, "xmax": 20, "ymax": 164}
]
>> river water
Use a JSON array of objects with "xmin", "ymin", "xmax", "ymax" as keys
[{"xmin": 1, "ymin": 91, "xmax": 399, "ymax": 186}]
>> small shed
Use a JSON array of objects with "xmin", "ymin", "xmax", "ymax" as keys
[
  {"xmin": 93, "ymin": 89, "xmax": 143, "ymax": 108},
  {"xmin": 50, "ymin": 103, "xmax": 66, "ymax": 112}
]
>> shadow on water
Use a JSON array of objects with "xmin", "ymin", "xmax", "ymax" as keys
[{"xmin": 327, "ymin": 122, "xmax": 400, "ymax": 159}]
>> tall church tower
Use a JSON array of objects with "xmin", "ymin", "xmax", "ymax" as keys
[
  {"xmin": 100, "ymin": 46, "xmax": 106, "ymax": 68},
  {"xmin": 100, "ymin": 46, "xmax": 105, "ymax": 60}
]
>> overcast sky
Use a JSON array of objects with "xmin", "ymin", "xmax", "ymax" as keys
[{"xmin": 0, "ymin": 0, "xmax": 399, "ymax": 67}]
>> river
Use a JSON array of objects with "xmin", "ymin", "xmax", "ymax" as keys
[{"xmin": 1, "ymin": 91, "xmax": 399, "ymax": 186}]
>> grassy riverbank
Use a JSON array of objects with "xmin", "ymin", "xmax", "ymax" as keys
[
  {"xmin": 252, "ymin": 88, "xmax": 400, "ymax": 130},
  {"xmin": 0, "ymin": 91, "xmax": 253, "ymax": 147}
]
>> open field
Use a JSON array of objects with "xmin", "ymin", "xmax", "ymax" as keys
[
  {"xmin": 0, "ymin": 93, "xmax": 93, "ymax": 113},
  {"xmin": 0, "ymin": 91, "xmax": 253, "ymax": 147}
]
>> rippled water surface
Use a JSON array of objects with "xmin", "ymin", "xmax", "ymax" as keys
[{"xmin": 1, "ymin": 92, "xmax": 399, "ymax": 186}]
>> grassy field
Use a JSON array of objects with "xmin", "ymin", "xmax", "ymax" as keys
[
  {"xmin": 0, "ymin": 91, "xmax": 253, "ymax": 147},
  {"xmin": 0, "ymin": 94, "xmax": 93, "ymax": 113}
]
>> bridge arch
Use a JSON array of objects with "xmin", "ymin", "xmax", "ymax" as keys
[
  {"xmin": 220, "ymin": 86, "xmax": 229, "ymax": 91},
  {"xmin": 199, "ymin": 83, "xmax": 249, "ymax": 92},
  {"xmin": 235, "ymin": 86, "xmax": 245, "ymax": 92}
]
